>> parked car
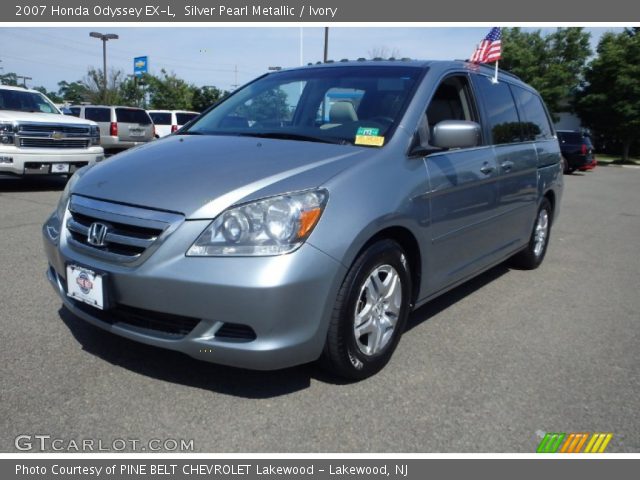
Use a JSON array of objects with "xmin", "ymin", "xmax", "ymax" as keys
[
  {"xmin": 0, "ymin": 85, "xmax": 103, "ymax": 177},
  {"xmin": 148, "ymin": 110, "xmax": 199, "ymax": 138},
  {"xmin": 69, "ymin": 105, "xmax": 154, "ymax": 153},
  {"xmin": 43, "ymin": 60, "xmax": 563, "ymax": 380},
  {"xmin": 557, "ymin": 130, "xmax": 596, "ymax": 173}
]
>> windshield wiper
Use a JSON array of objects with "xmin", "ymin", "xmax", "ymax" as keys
[{"xmin": 236, "ymin": 131, "xmax": 348, "ymax": 145}]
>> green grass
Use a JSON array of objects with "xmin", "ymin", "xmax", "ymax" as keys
[{"xmin": 595, "ymin": 154, "xmax": 640, "ymax": 166}]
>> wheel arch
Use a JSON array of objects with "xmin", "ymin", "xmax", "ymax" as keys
[
  {"xmin": 349, "ymin": 225, "xmax": 422, "ymax": 308},
  {"xmin": 543, "ymin": 189, "xmax": 556, "ymax": 224}
]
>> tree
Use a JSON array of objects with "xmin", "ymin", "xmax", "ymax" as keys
[
  {"xmin": 575, "ymin": 29, "xmax": 640, "ymax": 162},
  {"xmin": 57, "ymin": 80, "xmax": 91, "ymax": 104},
  {"xmin": 119, "ymin": 75, "xmax": 146, "ymax": 108},
  {"xmin": 500, "ymin": 28, "xmax": 591, "ymax": 118},
  {"xmin": 0, "ymin": 72, "xmax": 18, "ymax": 86},
  {"xmin": 146, "ymin": 69, "xmax": 193, "ymax": 110},
  {"xmin": 33, "ymin": 86, "xmax": 63, "ymax": 103},
  {"xmin": 191, "ymin": 85, "xmax": 225, "ymax": 112},
  {"xmin": 83, "ymin": 68, "xmax": 125, "ymax": 105},
  {"xmin": 368, "ymin": 46, "xmax": 401, "ymax": 59}
]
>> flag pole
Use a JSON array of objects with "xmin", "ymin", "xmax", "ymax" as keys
[{"xmin": 493, "ymin": 61, "xmax": 499, "ymax": 84}]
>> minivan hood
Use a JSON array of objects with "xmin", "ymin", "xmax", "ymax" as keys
[
  {"xmin": 0, "ymin": 110, "xmax": 96, "ymax": 126},
  {"xmin": 74, "ymin": 135, "xmax": 367, "ymax": 219}
]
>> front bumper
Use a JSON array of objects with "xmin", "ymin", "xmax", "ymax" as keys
[
  {"xmin": 0, "ymin": 147, "xmax": 104, "ymax": 176},
  {"xmin": 42, "ymin": 213, "xmax": 346, "ymax": 370}
]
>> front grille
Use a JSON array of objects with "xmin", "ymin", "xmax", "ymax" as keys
[
  {"xmin": 20, "ymin": 138, "xmax": 90, "ymax": 149},
  {"xmin": 216, "ymin": 323, "xmax": 257, "ymax": 342},
  {"xmin": 72, "ymin": 300, "xmax": 201, "ymax": 337},
  {"xmin": 66, "ymin": 195, "xmax": 183, "ymax": 264},
  {"xmin": 18, "ymin": 124, "xmax": 90, "ymax": 136}
]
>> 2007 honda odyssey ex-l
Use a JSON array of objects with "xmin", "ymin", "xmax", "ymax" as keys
[{"xmin": 43, "ymin": 60, "xmax": 563, "ymax": 379}]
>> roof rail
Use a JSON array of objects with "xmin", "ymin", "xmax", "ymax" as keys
[{"xmin": 454, "ymin": 59, "xmax": 521, "ymax": 81}]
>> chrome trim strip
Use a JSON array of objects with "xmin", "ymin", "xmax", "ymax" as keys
[{"xmin": 70, "ymin": 195, "xmax": 183, "ymax": 227}]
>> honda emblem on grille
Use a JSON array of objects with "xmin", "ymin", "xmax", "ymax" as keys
[{"xmin": 87, "ymin": 222, "xmax": 109, "ymax": 247}]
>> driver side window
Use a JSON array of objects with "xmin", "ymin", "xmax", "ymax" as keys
[{"xmin": 426, "ymin": 76, "xmax": 477, "ymax": 136}]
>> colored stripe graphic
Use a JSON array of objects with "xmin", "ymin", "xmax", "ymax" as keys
[
  {"xmin": 573, "ymin": 433, "xmax": 590, "ymax": 453},
  {"xmin": 584, "ymin": 433, "xmax": 613, "ymax": 453},
  {"xmin": 539, "ymin": 432, "xmax": 613, "ymax": 453},
  {"xmin": 537, "ymin": 433, "xmax": 566, "ymax": 453}
]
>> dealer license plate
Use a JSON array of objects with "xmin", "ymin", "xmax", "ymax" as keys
[
  {"xmin": 66, "ymin": 265, "xmax": 105, "ymax": 310},
  {"xmin": 51, "ymin": 163, "xmax": 70, "ymax": 173}
]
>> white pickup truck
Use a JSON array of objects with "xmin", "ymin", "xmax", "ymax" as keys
[{"xmin": 0, "ymin": 85, "xmax": 104, "ymax": 177}]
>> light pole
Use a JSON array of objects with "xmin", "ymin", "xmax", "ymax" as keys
[
  {"xmin": 89, "ymin": 32, "xmax": 118, "ymax": 102},
  {"xmin": 324, "ymin": 27, "xmax": 329, "ymax": 63}
]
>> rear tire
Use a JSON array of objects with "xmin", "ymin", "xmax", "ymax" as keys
[
  {"xmin": 511, "ymin": 198, "xmax": 552, "ymax": 270},
  {"xmin": 321, "ymin": 239, "xmax": 412, "ymax": 380}
]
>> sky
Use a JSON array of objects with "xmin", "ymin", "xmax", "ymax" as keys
[{"xmin": 0, "ymin": 27, "xmax": 623, "ymax": 93}]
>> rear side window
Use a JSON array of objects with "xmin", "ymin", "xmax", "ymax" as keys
[
  {"xmin": 512, "ymin": 86, "xmax": 553, "ymax": 141},
  {"xmin": 149, "ymin": 112, "xmax": 171, "ymax": 125},
  {"xmin": 116, "ymin": 108, "xmax": 152, "ymax": 125},
  {"xmin": 474, "ymin": 76, "xmax": 521, "ymax": 145},
  {"xmin": 557, "ymin": 132, "xmax": 582, "ymax": 144},
  {"xmin": 84, "ymin": 107, "xmax": 110, "ymax": 122},
  {"xmin": 176, "ymin": 113, "xmax": 198, "ymax": 125}
]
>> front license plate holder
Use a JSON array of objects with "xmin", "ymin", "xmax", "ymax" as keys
[
  {"xmin": 51, "ymin": 163, "xmax": 70, "ymax": 174},
  {"xmin": 66, "ymin": 264, "xmax": 108, "ymax": 310}
]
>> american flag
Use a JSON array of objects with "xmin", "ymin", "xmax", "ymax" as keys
[{"xmin": 470, "ymin": 27, "xmax": 502, "ymax": 64}]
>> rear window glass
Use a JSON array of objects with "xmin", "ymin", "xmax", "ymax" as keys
[
  {"xmin": 84, "ymin": 107, "xmax": 110, "ymax": 122},
  {"xmin": 474, "ymin": 76, "xmax": 521, "ymax": 145},
  {"xmin": 116, "ymin": 108, "xmax": 151, "ymax": 125},
  {"xmin": 512, "ymin": 86, "xmax": 553, "ymax": 141},
  {"xmin": 176, "ymin": 113, "xmax": 198, "ymax": 125},
  {"xmin": 69, "ymin": 107, "xmax": 81, "ymax": 117},
  {"xmin": 149, "ymin": 112, "xmax": 171, "ymax": 125}
]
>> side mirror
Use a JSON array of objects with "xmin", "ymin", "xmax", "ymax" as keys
[{"xmin": 431, "ymin": 120, "xmax": 481, "ymax": 149}]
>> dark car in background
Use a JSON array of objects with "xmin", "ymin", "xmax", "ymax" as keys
[{"xmin": 557, "ymin": 130, "xmax": 596, "ymax": 173}]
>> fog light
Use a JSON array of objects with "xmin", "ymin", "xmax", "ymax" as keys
[{"xmin": 0, "ymin": 156, "xmax": 13, "ymax": 164}]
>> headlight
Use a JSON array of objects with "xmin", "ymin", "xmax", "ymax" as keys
[
  {"xmin": 55, "ymin": 166, "xmax": 89, "ymax": 220},
  {"xmin": 0, "ymin": 121, "xmax": 16, "ymax": 145},
  {"xmin": 187, "ymin": 190, "xmax": 328, "ymax": 256},
  {"xmin": 89, "ymin": 125, "xmax": 100, "ymax": 145}
]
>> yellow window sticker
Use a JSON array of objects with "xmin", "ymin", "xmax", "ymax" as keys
[
  {"xmin": 355, "ymin": 135, "xmax": 385, "ymax": 146},
  {"xmin": 355, "ymin": 127, "xmax": 385, "ymax": 147}
]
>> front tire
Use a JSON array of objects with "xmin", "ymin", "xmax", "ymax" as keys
[
  {"xmin": 511, "ymin": 198, "xmax": 552, "ymax": 270},
  {"xmin": 321, "ymin": 239, "xmax": 412, "ymax": 380}
]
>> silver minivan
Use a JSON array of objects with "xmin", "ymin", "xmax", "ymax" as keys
[
  {"xmin": 68, "ymin": 105, "xmax": 154, "ymax": 152},
  {"xmin": 44, "ymin": 61, "xmax": 563, "ymax": 380}
]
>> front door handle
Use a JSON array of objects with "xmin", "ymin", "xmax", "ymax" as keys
[
  {"xmin": 480, "ymin": 163, "xmax": 494, "ymax": 175},
  {"xmin": 501, "ymin": 160, "xmax": 514, "ymax": 172}
]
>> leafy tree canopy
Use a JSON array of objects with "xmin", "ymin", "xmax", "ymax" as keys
[
  {"xmin": 575, "ymin": 29, "xmax": 640, "ymax": 161},
  {"xmin": 500, "ymin": 27, "xmax": 591, "ymax": 119}
]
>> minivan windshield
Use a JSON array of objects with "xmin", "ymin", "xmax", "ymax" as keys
[
  {"xmin": 0, "ymin": 89, "xmax": 60, "ymax": 114},
  {"xmin": 183, "ymin": 65, "xmax": 424, "ymax": 145}
]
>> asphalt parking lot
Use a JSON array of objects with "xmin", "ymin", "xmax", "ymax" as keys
[{"xmin": 1, "ymin": 166, "xmax": 638, "ymax": 453}]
